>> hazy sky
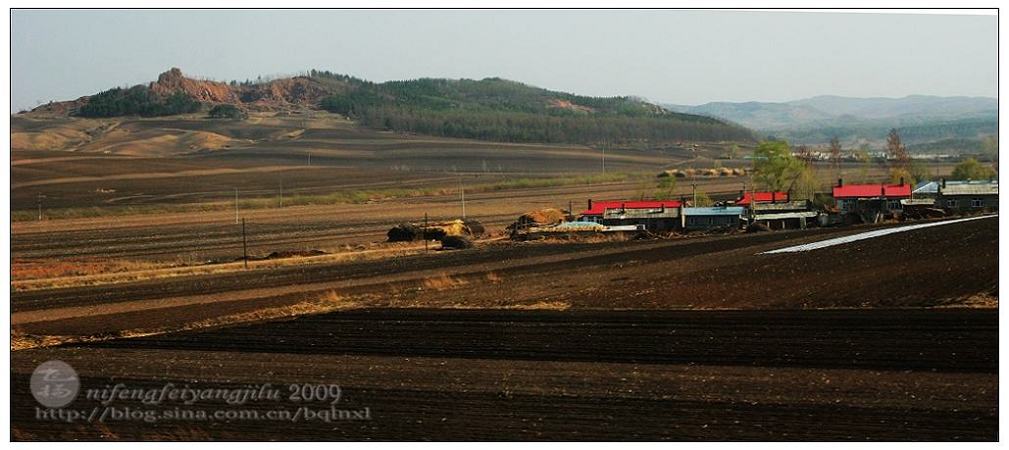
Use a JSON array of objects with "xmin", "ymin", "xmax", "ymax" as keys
[{"xmin": 11, "ymin": 9, "xmax": 997, "ymax": 112}]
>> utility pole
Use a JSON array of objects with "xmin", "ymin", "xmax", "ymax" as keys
[
  {"xmin": 37, "ymin": 193, "xmax": 42, "ymax": 221},
  {"xmin": 750, "ymin": 176, "xmax": 757, "ymax": 225},
  {"xmin": 692, "ymin": 183, "xmax": 697, "ymax": 206},
  {"xmin": 241, "ymin": 218, "xmax": 248, "ymax": 270},
  {"xmin": 424, "ymin": 212, "xmax": 429, "ymax": 252},
  {"xmin": 602, "ymin": 147, "xmax": 606, "ymax": 173},
  {"xmin": 307, "ymin": 151, "xmax": 312, "ymax": 166},
  {"xmin": 279, "ymin": 179, "xmax": 284, "ymax": 208},
  {"xmin": 460, "ymin": 178, "xmax": 466, "ymax": 219},
  {"xmin": 234, "ymin": 188, "xmax": 239, "ymax": 224}
]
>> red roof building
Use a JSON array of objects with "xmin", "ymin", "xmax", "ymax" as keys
[
  {"xmin": 580, "ymin": 200, "xmax": 682, "ymax": 216},
  {"xmin": 832, "ymin": 183, "xmax": 911, "ymax": 199},
  {"xmin": 735, "ymin": 191, "xmax": 790, "ymax": 206}
]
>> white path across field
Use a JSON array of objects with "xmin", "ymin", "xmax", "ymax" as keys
[{"xmin": 761, "ymin": 214, "xmax": 998, "ymax": 254}]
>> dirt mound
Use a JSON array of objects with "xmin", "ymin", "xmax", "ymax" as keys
[
  {"xmin": 512, "ymin": 208, "xmax": 567, "ymax": 228},
  {"xmin": 507, "ymin": 208, "xmax": 570, "ymax": 235},
  {"xmin": 463, "ymin": 219, "xmax": 486, "ymax": 236},
  {"xmin": 387, "ymin": 223, "xmax": 422, "ymax": 242},
  {"xmin": 264, "ymin": 249, "xmax": 329, "ymax": 259},
  {"xmin": 440, "ymin": 235, "xmax": 473, "ymax": 250},
  {"xmin": 387, "ymin": 219, "xmax": 483, "ymax": 242}
]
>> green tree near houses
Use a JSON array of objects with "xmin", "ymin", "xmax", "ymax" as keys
[
  {"xmin": 751, "ymin": 140, "xmax": 804, "ymax": 191},
  {"xmin": 951, "ymin": 157, "xmax": 997, "ymax": 181},
  {"xmin": 654, "ymin": 175, "xmax": 677, "ymax": 200}
]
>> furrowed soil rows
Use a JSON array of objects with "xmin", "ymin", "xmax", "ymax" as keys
[{"xmin": 11, "ymin": 309, "xmax": 997, "ymax": 440}]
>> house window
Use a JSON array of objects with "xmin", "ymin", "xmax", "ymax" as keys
[
  {"xmin": 887, "ymin": 200, "xmax": 901, "ymax": 210},
  {"xmin": 946, "ymin": 199, "xmax": 958, "ymax": 208},
  {"xmin": 971, "ymin": 198, "xmax": 984, "ymax": 208}
]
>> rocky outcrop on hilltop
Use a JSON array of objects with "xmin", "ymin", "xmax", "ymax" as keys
[
  {"xmin": 238, "ymin": 76, "xmax": 331, "ymax": 109},
  {"xmin": 148, "ymin": 68, "xmax": 240, "ymax": 104},
  {"xmin": 25, "ymin": 68, "xmax": 338, "ymax": 116}
]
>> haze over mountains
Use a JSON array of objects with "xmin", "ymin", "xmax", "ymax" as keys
[{"xmin": 662, "ymin": 95, "xmax": 997, "ymax": 151}]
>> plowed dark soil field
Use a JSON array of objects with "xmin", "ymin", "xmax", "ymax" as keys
[
  {"xmin": 10, "ymin": 215, "xmax": 998, "ymax": 441},
  {"xmin": 11, "ymin": 309, "xmax": 997, "ymax": 440}
]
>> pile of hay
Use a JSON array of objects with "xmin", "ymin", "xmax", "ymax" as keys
[
  {"xmin": 659, "ymin": 168, "xmax": 749, "ymax": 178},
  {"xmin": 387, "ymin": 219, "xmax": 485, "ymax": 242},
  {"xmin": 507, "ymin": 208, "xmax": 569, "ymax": 234}
]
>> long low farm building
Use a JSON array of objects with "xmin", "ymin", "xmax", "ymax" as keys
[
  {"xmin": 832, "ymin": 179, "xmax": 912, "ymax": 223},
  {"xmin": 734, "ymin": 191, "xmax": 818, "ymax": 229},
  {"xmin": 914, "ymin": 179, "xmax": 998, "ymax": 212},
  {"xmin": 579, "ymin": 200, "xmax": 682, "ymax": 231},
  {"xmin": 681, "ymin": 206, "xmax": 746, "ymax": 231}
]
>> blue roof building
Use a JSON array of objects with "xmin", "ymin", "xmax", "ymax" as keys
[{"xmin": 681, "ymin": 206, "xmax": 745, "ymax": 231}]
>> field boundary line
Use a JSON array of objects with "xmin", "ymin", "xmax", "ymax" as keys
[{"xmin": 760, "ymin": 214, "xmax": 997, "ymax": 254}]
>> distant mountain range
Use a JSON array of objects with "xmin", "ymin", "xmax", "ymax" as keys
[{"xmin": 662, "ymin": 95, "xmax": 997, "ymax": 151}]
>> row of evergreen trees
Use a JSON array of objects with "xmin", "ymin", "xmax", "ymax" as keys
[{"xmin": 348, "ymin": 106, "xmax": 752, "ymax": 143}]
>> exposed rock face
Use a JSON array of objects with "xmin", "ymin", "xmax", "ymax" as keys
[
  {"xmin": 26, "ymin": 68, "xmax": 338, "ymax": 116},
  {"xmin": 238, "ymin": 76, "xmax": 331, "ymax": 108},
  {"xmin": 148, "ymin": 68, "xmax": 239, "ymax": 104}
]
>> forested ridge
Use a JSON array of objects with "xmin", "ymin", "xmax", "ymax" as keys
[{"xmin": 64, "ymin": 68, "xmax": 753, "ymax": 145}]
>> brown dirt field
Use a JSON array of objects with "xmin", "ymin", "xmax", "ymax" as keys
[
  {"xmin": 10, "ymin": 308, "xmax": 997, "ymax": 440},
  {"xmin": 8, "ymin": 213, "xmax": 997, "ymax": 441},
  {"xmin": 12, "ymin": 216, "xmax": 996, "ymax": 337}
]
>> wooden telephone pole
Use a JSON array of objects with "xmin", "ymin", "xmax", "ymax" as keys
[
  {"xmin": 459, "ymin": 178, "xmax": 466, "ymax": 219},
  {"xmin": 241, "ymin": 218, "xmax": 248, "ymax": 269}
]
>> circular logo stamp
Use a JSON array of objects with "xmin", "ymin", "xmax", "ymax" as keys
[{"xmin": 30, "ymin": 360, "xmax": 80, "ymax": 408}]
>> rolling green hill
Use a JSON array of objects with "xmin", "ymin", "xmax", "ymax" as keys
[
  {"xmin": 311, "ymin": 71, "xmax": 754, "ymax": 145},
  {"xmin": 31, "ymin": 68, "xmax": 754, "ymax": 146}
]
